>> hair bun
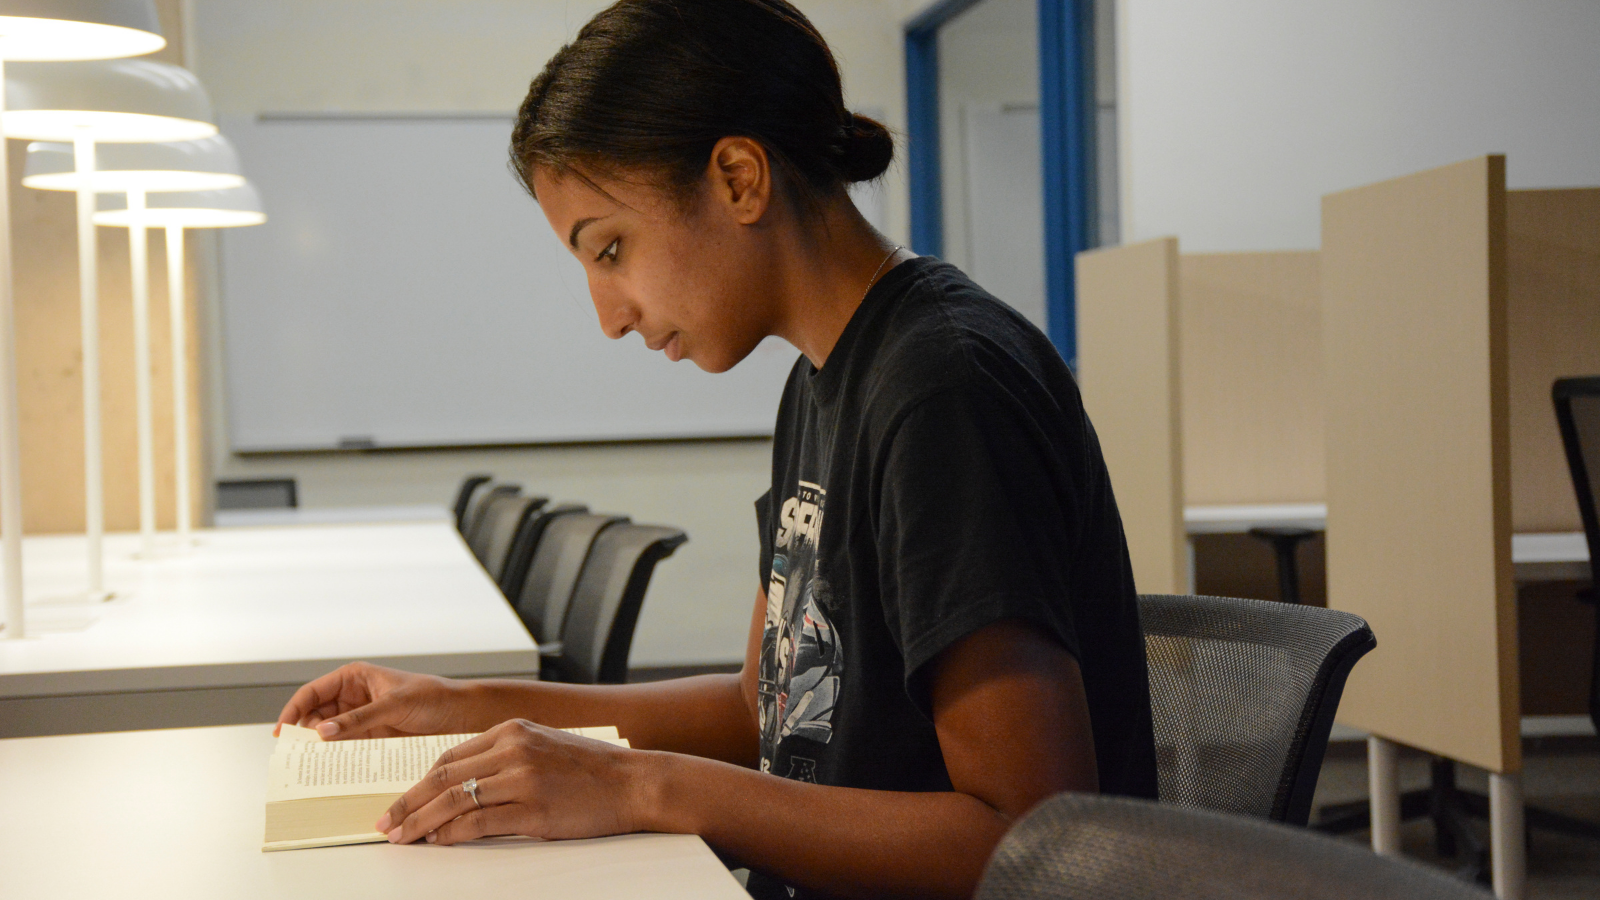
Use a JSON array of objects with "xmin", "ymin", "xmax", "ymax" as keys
[{"xmin": 838, "ymin": 113, "xmax": 894, "ymax": 183}]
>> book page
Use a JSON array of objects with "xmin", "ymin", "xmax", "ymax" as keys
[
  {"xmin": 267, "ymin": 725, "xmax": 627, "ymax": 802},
  {"xmin": 268, "ymin": 732, "xmax": 476, "ymax": 802}
]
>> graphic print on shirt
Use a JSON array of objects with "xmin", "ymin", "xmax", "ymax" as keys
[{"xmin": 759, "ymin": 480, "xmax": 842, "ymax": 781}]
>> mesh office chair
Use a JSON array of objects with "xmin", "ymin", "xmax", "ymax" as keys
[
  {"xmin": 1554, "ymin": 375, "xmax": 1600, "ymax": 734},
  {"xmin": 499, "ymin": 504, "xmax": 589, "ymax": 597},
  {"xmin": 452, "ymin": 474, "xmax": 492, "ymax": 532},
  {"xmin": 976, "ymin": 792, "xmax": 1490, "ymax": 900},
  {"xmin": 546, "ymin": 523, "xmax": 688, "ymax": 685},
  {"xmin": 513, "ymin": 512, "xmax": 629, "ymax": 651},
  {"xmin": 476, "ymin": 494, "xmax": 550, "ymax": 585},
  {"xmin": 1140, "ymin": 593, "xmax": 1375, "ymax": 825}
]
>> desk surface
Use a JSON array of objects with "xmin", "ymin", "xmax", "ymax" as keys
[
  {"xmin": 1184, "ymin": 504, "xmax": 1589, "ymax": 583},
  {"xmin": 0, "ymin": 522, "xmax": 539, "ymax": 699},
  {"xmin": 0, "ymin": 724, "xmax": 748, "ymax": 900}
]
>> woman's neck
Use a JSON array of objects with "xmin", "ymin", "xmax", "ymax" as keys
[{"xmin": 767, "ymin": 200, "xmax": 909, "ymax": 370}]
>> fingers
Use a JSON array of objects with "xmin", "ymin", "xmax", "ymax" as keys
[
  {"xmin": 275, "ymin": 667, "xmax": 357, "ymax": 730},
  {"xmin": 316, "ymin": 693, "xmax": 402, "ymax": 740},
  {"xmin": 379, "ymin": 734, "xmax": 501, "ymax": 834},
  {"xmin": 385, "ymin": 770, "xmax": 515, "ymax": 845},
  {"xmin": 428, "ymin": 803, "xmax": 524, "ymax": 846}
]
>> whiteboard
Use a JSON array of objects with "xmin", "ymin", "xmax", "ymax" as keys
[{"xmin": 218, "ymin": 114, "xmax": 800, "ymax": 452}]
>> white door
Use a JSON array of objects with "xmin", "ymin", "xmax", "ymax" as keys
[{"xmin": 961, "ymin": 103, "xmax": 1046, "ymax": 331}]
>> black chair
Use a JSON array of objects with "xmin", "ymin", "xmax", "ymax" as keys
[
  {"xmin": 499, "ymin": 503, "xmax": 589, "ymax": 597},
  {"xmin": 976, "ymin": 792, "xmax": 1490, "ymax": 900},
  {"xmin": 513, "ymin": 512, "xmax": 629, "ymax": 652},
  {"xmin": 1554, "ymin": 375, "xmax": 1600, "ymax": 733},
  {"xmin": 546, "ymin": 523, "xmax": 688, "ymax": 685},
  {"xmin": 475, "ymin": 494, "xmax": 550, "ymax": 584},
  {"xmin": 452, "ymin": 474, "xmax": 492, "ymax": 531},
  {"xmin": 1247, "ymin": 526, "xmax": 1319, "ymax": 604},
  {"xmin": 216, "ymin": 478, "xmax": 298, "ymax": 510},
  {"xmin": 461, "ymin": 482, "xmax": 520, "ymax": 553},
  {"xmin": 1140, "ymin": 593, "xmax": 1375, "ymax": 825}
]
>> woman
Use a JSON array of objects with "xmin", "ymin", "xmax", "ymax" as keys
[{"xmin": 276, "ymin": 1, "xmax": 1156, "ymax": 897}]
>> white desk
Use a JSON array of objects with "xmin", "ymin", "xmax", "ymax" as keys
[
  {"xmin": 0, "ymin": 522, "xmax": 540, "ymax": 737},
  {"xmin": 0, "ymin": 724, "xmax": 748, "ymax": 900},
  {"xmin": 1182, "ymin": 503, "xmax": 1589, "ymax": 584},
  {"xmin": 1184, "ymin": 503, "xmax": 1329, "ymax": 535}
]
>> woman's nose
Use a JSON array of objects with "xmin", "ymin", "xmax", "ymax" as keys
[{"xmin": 589, "ymin": 279, "xmax": 636, "ymax": 340}]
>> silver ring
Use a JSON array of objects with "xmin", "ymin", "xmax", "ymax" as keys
[{"xmin": 462, "ymin": 777, "xmax": 481, "ymax": 809}]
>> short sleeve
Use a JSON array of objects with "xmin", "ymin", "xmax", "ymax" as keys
[
  {"xmin": 755, "ymin": 490, "xmax": 774, "ymax": 585},
  {"xmin": 876, "ymin": 385, "xmax": 1085, "ymax": 714}
]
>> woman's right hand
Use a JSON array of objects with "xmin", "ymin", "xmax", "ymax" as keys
[{"xmin": 274, "ymin": 662, "xmax": 482, "ymax": 740}]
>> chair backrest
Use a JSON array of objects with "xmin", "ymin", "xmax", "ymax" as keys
[
  {"xmin": 477, "ymin": 494, "xmax": 549, "ymax": 583},
  {"xmin": 550, "ymin": 518, "xmax": 688, "ymax": 679},
  {"xmin": 452, "ymin": 474, "xmax": 492, "ymax": 531},
  {"xmin": 461, "ymin": 483, "xmax": 519, "ymax": 553},
  {"xmin": 975, "ymin": 792, "xmax": 1490, "ymax": 900},
  {"xmin": 514, "ymin": 512, "xmax": 628, "ymax": 644},
  {"xmin": 1139, "ymin": 593, "xmax": 1375, "ymax": 825},
  {"xmin": 1552, "ymin": 375, "xmax": 1600, "ymax": 734},
  {"xmin": 1554, "ymin": 377, "xmax": 1600, "ymax": 580},
  {"xmin": 553, "ymin": 523, "xmax": 688, "ymax": 685},
  {"xmin": 216, "ymin": 478, "xmax": 298, "ymax": 510},
  {"xmin": 499, "ymin": 503, "xmax": 589, "ymax": 598}
]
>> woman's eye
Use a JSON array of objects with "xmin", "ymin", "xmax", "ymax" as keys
[{"xmin": 597, "ymin": 238, "xmax": 619, "ymax": 263}]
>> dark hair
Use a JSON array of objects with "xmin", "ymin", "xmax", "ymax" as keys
[{"xmin": 510, "ymin": 0, "xmax": 893, "ymax": 214}]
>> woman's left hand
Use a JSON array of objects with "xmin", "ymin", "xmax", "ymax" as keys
[{"xmin": 375, "ymin": 719, "xmax": 650, "ymax": 845}]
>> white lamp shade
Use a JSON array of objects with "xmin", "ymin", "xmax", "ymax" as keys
[
  {"xmin": 95, "ymin": 182, "xmax": 265, "ymax": 228},
  {"xmin": 23, "ymin": 135, "xmax": 245, "ymax": 192},
  {"xmin": 3, "ymin": 57, "xmax": 214, "ymax": 142},
  {"xmin": 0, "ymin": 0, "xmax": 164, "ymax": 61}
]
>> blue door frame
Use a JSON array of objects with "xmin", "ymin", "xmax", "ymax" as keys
[{"xmin": 904, "ymin": 0, "xmax": 1096, "ymax": 367}]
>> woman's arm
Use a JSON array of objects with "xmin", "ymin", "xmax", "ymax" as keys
[
  {"xmin": 276, "ymin": 587, "xmax": 768, "ymax": 766},
  {"xmin": 380, "ymin": 618, "xmax": 1098, "ymax": 900}
]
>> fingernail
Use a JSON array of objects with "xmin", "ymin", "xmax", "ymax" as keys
[
  {"xmin": 317, "ymin": 721, "xmax": 339, "ymax": 737},
  {"xmin": 426, "ymin": 833, "xmax": 437, "ymax": 844},
  {"xmin": 375, "ymin": 813, "xmax": 391, "ymax": 832},
  {"xmin": 386, "ymin": 827, "xmax": 402, "ymax": 843}
]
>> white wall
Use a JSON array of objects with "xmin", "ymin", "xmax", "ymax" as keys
[
  {"xmin": 1120, "ymin": 0, "xmax": 1600, "ymax": 252},
  {"xmin": 191, "ymin": 0, "xmax": 913, "ymax": 667}
]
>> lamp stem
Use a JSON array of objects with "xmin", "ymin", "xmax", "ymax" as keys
[
  {"xmin": 166, "ymin": 226, "xmax": 191, "ymax": 544},
  {"xmin": 128, "ymin": 189, "xmax": 156, "ymax": 558},
  {"xmin": 0, "ymin": 56, "xmax": 25, "ymax": 639},
  {"xmin": 73, "ymin": 137, "xmax": 106, "ymax": 597}
]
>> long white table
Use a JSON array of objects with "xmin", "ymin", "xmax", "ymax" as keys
[
  {"xmin": 0, "ymin": 724, "xmax": 748, "ymax": 900},
  {"xmin": 0, "ymin": 521, "xmax": 540, "ymax": 737}
]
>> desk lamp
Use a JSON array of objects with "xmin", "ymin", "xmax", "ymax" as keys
[
  {"xmin": 0, "ymin": 1, "xmax": 165, "ymax": 638},
  {"xmin": 95, "ymin": 183, "xmax": 264, "ymax": 547},
  {"xmin": 5, "ymin": 57, "xmax": 213, "ymax": 578}
]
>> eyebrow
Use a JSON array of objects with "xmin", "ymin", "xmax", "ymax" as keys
[{"xmin": 569, "ymin": 216, "xmax": 604, "ymax": 250}]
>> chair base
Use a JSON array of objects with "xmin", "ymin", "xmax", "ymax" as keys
[{"xmin": 1315, "ymin": 756, "xmax": 1600, "ymax": 884}]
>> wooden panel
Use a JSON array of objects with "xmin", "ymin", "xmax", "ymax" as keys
[
  {"xmin": 1321, "ymin": 156, "xmax": 1518, "ymax": 773},
  {"xmin": 1076, "ymin": 238, "xmax": 1186, "ymax": 594},
  {"xmin": 1180, "ymin": 251, "xmax": 1324, "ymax": 505},
  {"xmin": 1506, "ymin": 188, "xmax": 1600, "ymax": 533}
]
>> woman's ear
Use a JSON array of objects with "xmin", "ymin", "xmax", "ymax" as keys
[{"xmin": 707, "ymin": 136, "xmax": 772, "ymax": 225}]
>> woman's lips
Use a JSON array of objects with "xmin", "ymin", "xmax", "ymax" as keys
[{"xmin": 664, "ymin": 333, "xmax": 682, "ymax": 362}]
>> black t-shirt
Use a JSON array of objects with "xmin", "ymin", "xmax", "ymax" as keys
[{"xmin": 745, "ymin": 257, "xmax": 1158, "ymax": 900}]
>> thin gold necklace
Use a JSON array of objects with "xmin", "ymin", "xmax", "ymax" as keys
[{"xmin": 862, "ymin": 245, "xmax": 904, "ymax": 302}]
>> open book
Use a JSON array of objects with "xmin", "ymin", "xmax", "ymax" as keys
[{"xmin": 264, "ymin": 723, "xmax": 628, "ymax": 851}]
